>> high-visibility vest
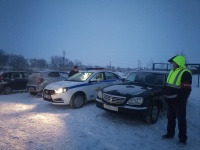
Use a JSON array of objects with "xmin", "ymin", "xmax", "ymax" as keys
[{"xmin": 166, "ymin": 68, "xmax": 191, "ymax": 89}]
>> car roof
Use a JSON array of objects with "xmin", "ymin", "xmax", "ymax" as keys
[
  {"xmin": 0, "ymin": 71, "xmax": 29, "ymax": 73},
  {"xmin": 79, "ymin": 70, "xmax": 116, "ymax": 73},
  {"xmin": 33, "ymin": 70, "xmax": 68, "ymax": 73}
]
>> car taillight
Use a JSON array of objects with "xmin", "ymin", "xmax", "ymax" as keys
[{"xmin": 37, "ymin": 78, "xmax": 44, "ymax": 84}]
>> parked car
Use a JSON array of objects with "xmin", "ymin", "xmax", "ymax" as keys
[
  {"xmin": 27, "ymin": 70, "xmax": 69, "ymax": 95},
  {"xmin": 96, "ymin": 70, "xmax": 168, "ymax": 124},
  {"xmin": 43, "ymin": 70, "xmax": 122, "ymax": 108},
  {"xmin": 0, "ymin": 71, "xmax": 31, "ymax": 94}
]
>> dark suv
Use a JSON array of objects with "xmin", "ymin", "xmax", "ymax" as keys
[{"xmin": 0, "ymin": 71, "xmax": 31, "ymax": 94}]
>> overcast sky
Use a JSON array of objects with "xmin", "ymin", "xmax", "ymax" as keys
[{"xmin": 0, "ymin": 0, "xmax": 200, "ymax": 68}]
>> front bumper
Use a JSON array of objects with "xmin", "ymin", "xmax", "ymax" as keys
[
  {"xmin": 96, "ymin": 98, "xmax": 148, "ymax": 115},
  {"xmin": 42, "ymin": 91, "xmax": 71, "ymax": 105}
]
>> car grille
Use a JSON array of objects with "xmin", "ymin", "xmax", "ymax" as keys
[
  {"xmin": 43, "ymin": 89, "xmax": 55, "ymax": 95},
  {"xmin": 103, "ymin": 93, "xmax": 126, "ymax": 104}
]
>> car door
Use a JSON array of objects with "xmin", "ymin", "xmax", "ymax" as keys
[
  {"xmin": 87, "ymin": 72, "xmax": 107, "ymax": 100},
  {"xmin": 10, "ymin": 72, "xmax": 27, "ymax": 90}
]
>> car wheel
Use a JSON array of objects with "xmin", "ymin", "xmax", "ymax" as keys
[
  {"xmin": 29, "ymin": 92, "xmax": 37, "ymax": 96},
  {"xmin": 2, "ymin": 86, "xmax": 12, "ymax": 95},
  {"xmin": 70, "ymin": 93, "xmax": 85, "ymax": 109},
  {"xmin": 144, "ymin": 101, "xmax": 160, "ymax": 124}
]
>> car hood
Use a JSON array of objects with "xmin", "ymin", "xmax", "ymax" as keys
[
  {"xmin": 44, "ymin": 80, "xmax": 86, "ymax": 90},
  {"xmin": 102, "ymin": 83, "xmax": 153, "ymax": 96}
]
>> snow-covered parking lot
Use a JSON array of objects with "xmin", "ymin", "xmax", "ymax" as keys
[{"xmin": 0, "ymin": 88, "xmax": 200, "ymax": 150}]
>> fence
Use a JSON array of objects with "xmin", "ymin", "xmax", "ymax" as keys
[{"xmin": 152, "ymin": 63, "xmax": 200, "ymax": 88}]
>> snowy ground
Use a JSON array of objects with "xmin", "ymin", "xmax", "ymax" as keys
[{"xmin": 0, "ymin": 88, "xmax": 200, "ymax": 150}]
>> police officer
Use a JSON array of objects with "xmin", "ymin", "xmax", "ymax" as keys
[
  {"xmin": 162, "ymin": 55, "xmax": 192, "ymax": 147},
  {"xmin": 68, "ymin": 66, "xmax": 79, "ymax": 77}
]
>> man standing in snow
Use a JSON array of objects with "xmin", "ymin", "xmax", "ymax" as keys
[{"xmin": 162, "ymin": 55, "xmax": 192, "ymax": 147}]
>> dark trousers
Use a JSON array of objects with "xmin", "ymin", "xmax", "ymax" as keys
[{"xmin": 166, "ymin": 99, "xmax": 187, "ymax": 142}]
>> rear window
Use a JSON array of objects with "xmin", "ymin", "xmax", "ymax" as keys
[
  {"xmin": 30, "ymin": 72, "xmax": 42, "ymax": 78},
  {"xmin": 48, "ymin": 72, "xmax": 60, "ymax": 77},
  {"xmin": 60, "ymin": 72, "xmax": 69, "ymax": 78}
]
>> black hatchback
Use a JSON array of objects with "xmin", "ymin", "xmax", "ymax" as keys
[{"xmin": 0, "ymin": 71, "xmax": 31, "ymax": 94}]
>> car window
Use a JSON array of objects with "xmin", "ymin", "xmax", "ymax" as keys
[
  {"xmin": 68, "ymin": 72, "xmax": 93, "ymax": 82},
  {"xmin": 126, "ymin": 72, "xmax": 137, "ymax": 82},
  {"xmin": 23, "ymin": 72, "xmax": 31, "ymax": 78},
  {"xmin": 105, "ymin": 72, "xmax": 119, "ymax": 80},
  {"xmin": 144, "ymin": 73, "xmax": 165, "ymax": 86},
  {"xmin": 3, "ymin": 73, "xmax": 10, "ymax": 79},
  {"xmin": 91, "ymin": 73, "xmax": 104, "ymax": 81},
  {"xmin": 30, "ymin": 72, "xmax": 42, "ymax": 78},
  {"xmin": 60, "ymin": 72, "xmax": 69, "ymax": 78},
  {"xmin": 48, "ymin": 72, "xmax": 60, "ymax": 77},
  {"xmin": 126, "ymin": 72, "xmax": 144, "ymax": 83},
  {"xmin": 11, "ymin": 73, "xmax": 23, "ymax": 79}
]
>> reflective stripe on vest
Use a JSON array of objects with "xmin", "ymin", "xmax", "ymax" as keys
[{"xmin": 166, "ymin": 68, "xmax": 188, "ymax": 89}]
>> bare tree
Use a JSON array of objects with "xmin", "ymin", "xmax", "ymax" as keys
[
  {"xmin": 8, "ymin": 54, "xmax": 29, "ymax": 70},
  {"xmin": 0, "ymin": 49, "xmax": 9, "ymax": 69},
  {"xmin": 74, "ymin": 59, "xmax": 83, "ymax": 69},
  {"xmin": 29, "ymin": 58, "xmax": 48, "ymax": 69}
]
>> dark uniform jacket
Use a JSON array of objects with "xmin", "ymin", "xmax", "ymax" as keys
[{"xmin": 68, "ymin": 70, "xmax": 78, "ymax": 77}]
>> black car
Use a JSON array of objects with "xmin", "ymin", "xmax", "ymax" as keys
[
  {"xmin": 0, "ymin": 71, "xmax": 31, "ymax": 94},
  {"xmin": 96, "ymin": 70, "xmax": 168, "ymax": 124}
]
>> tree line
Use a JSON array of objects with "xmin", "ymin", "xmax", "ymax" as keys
[{"xmin": 0, "ymin": 49, "xmax": 127, "ymax": 72}]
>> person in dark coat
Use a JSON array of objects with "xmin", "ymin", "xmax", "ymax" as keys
[
  {"xmin": 162, "ymin": 55, "xmax": 192, "ymax": 147},
  {"xmin": 68, "ymin": 66, "xmax": 79, "ymax": 77}
]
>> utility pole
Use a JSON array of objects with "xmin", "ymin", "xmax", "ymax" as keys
[{"xmin": 62, "ymin": 50, "xmax": 65, "ymax": 68}]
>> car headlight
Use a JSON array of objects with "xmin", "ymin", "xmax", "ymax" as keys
[
  {"xmin": 126, "ymin": 97, "xmax": 144, "ymax": 105},
  {"xmin": 55, "ymin": 88, "xmax": 67, "ymax": 94},
  {"xmin": 97, "ymin": 90, "xmax": 103, "ymax": 99}
]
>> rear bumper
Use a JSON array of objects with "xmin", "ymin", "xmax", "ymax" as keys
[{"xmin": 27, "ymin": 86, "xmax": 43, "ymax": 93}]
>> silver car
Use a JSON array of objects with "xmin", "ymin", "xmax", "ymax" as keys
[{"xmin": 27, "ymin": 70, "xmax": 69, "ymax": 95}]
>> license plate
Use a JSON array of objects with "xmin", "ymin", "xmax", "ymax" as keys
[
  {"xmin": 43, "ymin": 93, "xmax": 51, "ymax": 99},
  {"xmin": 103, "ymin": 104, "xmax": 118, "ymax": 112}
]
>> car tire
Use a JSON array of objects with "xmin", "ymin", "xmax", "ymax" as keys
[
  {"xmin": 144, "ymin": 101, "xmax": 160, "ymax": 124},
  {"xmin": 2, "ymin": 86, "xmax": 12, "ymax": 95},
  {"xmin": 70, "ymin": 93, "xmax": 85, "ymax": 109}
]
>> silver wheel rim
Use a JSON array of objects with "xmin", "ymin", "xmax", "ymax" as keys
[{"xmin": 74, "ymin": 95, "xmax": 84, "ymax": 108}]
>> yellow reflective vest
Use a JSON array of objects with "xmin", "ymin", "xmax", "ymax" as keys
[{"xmin": 166, "ymin": 67, "xmax": 191, "ymax": 89}]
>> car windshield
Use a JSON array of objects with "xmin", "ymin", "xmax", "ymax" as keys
[
  {"xmin": 126, "ymin": 72, "xmax": 165, "ymax": 86},
  {"xmin": 67, "ymin": 72, "xmax": 93, "ymax": 82}
]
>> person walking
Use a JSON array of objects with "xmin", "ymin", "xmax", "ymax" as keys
[
  {"xmin": 162, "ymin": 55, "xmax": 192, "ymax": 147},
  {"xmin": 68, "ymin": 66, "xmax": 79, "ymax": 77}
]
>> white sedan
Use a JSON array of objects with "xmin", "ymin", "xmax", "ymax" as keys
[{"xmin": 43, "ymin": 70, "xmax": 122, "ymax": 108}]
